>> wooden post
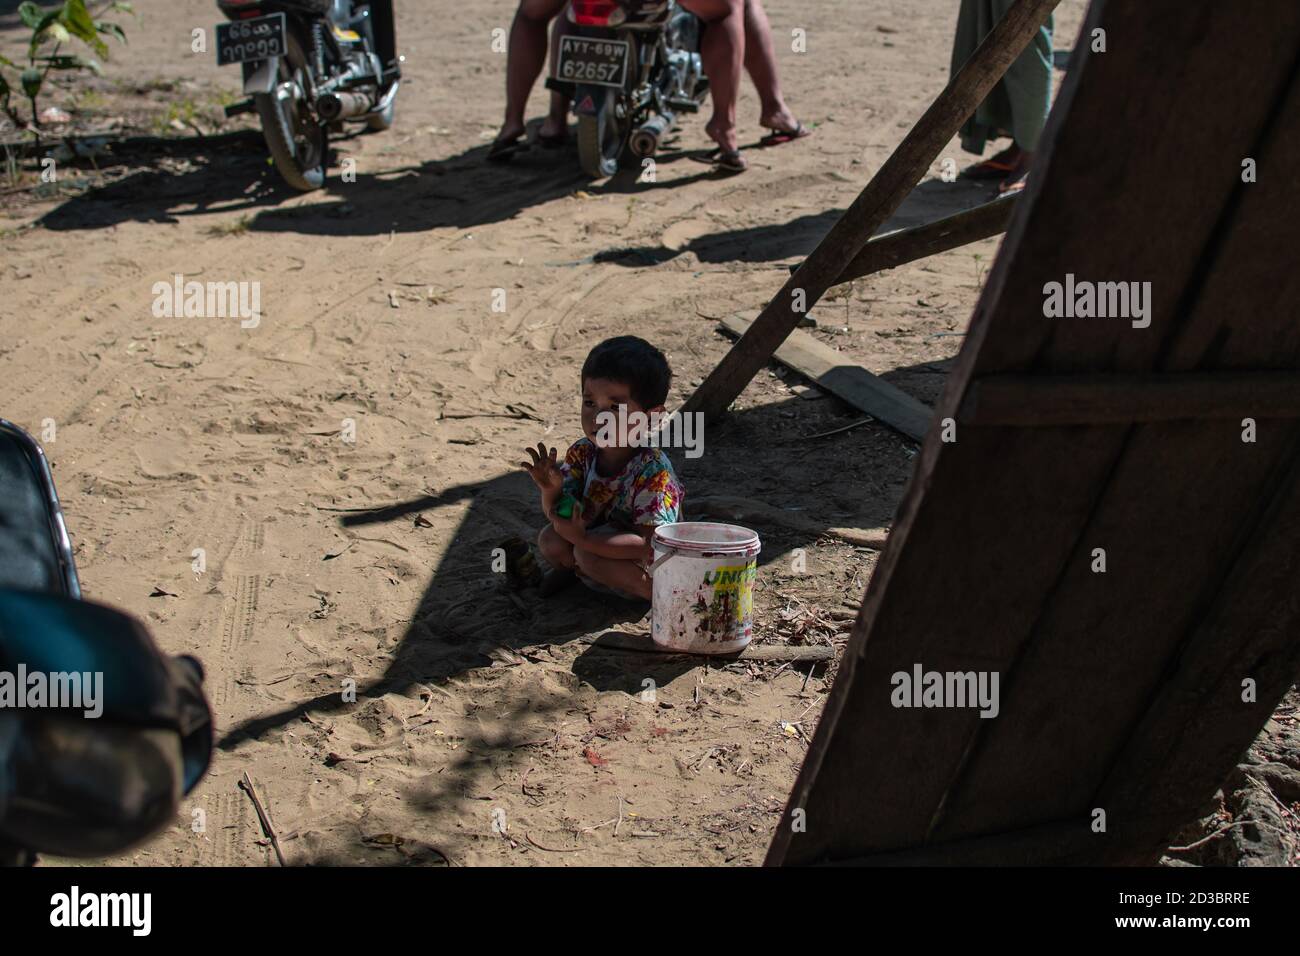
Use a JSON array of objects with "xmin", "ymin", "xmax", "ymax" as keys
[{"xmin": 682, "ymin": 0, "xmax": 1060, "ymax": 420}]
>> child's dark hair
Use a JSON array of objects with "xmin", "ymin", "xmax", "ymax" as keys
[{"xmin": 581, "ymin": 336, "xmax": 672, "ymax": 408}]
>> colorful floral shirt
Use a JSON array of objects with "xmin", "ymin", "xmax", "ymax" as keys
[{"xmin": 559, "ymin": 437, "xmax": 683, "ymax": 531}]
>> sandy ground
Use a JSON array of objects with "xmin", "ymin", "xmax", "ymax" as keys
[{"xmin": 23, "ymin": 0, "xmax": 1280, "ymax": 868}]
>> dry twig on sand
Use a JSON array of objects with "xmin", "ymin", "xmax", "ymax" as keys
[{"xmin": 238, "ymin": 772, "xmax": 286, "ymax": 867}]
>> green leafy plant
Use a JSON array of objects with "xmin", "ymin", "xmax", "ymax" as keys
[{"xmin": 0, "ymin": 1, "xmax": 133, "ymax": 129}]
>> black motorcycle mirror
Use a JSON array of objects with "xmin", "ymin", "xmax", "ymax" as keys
[
  {"xmin": 0, "ymin": 420, "xmax": 213, "ymax": 865},
  {"xmin": 0, "ymin": 589, "xmax": 213, "ymax": 863}
]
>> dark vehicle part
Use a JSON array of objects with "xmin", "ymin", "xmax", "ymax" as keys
[
  {"xmin": 0, "ymin": 421, "xmax": 213, "ymax": 864},
  {"xmin": 215, "ymin": 0, "xmax": 401, "ymax": 190}
]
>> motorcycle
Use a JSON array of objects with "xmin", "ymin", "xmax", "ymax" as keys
[
  {"xmin": 547, "ymin": 0, "xmax": 709, "ymax": 178},
  {"xmin": 0, "ymin": 420, "xmax": 213, "ymax": 865},
  {"xmin": 215, "ymin": 0, "xmax": 401, "ymax": 191}
]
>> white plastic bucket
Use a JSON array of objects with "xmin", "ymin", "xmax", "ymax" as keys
[{"xmin": 650, "ymin": 522, "xmax": 761, "ymax": 654}]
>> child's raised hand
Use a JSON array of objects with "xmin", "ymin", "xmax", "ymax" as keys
[{"xmin": 521, "ymin": 442, "xmax": 564, "ymax": 494}]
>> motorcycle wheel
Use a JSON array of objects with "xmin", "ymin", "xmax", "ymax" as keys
[
  {"xmin": 254, "ymin": 33, "xmax": 327, "ymax": 191},
  {"xmin": 576, "ymin": 89, "xmax": 625, "ymax": 179}
]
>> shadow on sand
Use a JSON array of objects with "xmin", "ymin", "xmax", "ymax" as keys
[{"xmin": 215, "ymin": 378, "xmax": 939, "ymax": 753}]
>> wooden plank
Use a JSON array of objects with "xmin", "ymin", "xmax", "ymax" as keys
[
  {"xmin": 959, "ymin": 372, "xmax": 1300, "ymax": 425},
  {"xmin": 720, "ymin": 315, "xmax": 932, "ymax": 442},
  {"xmin": 801, "ymin": 195, "xmax": 1018, "ymax": 286},
  {"xmin": 681, "ymin": 0, "xmax": 1061, "ymax": 421},
  {"xmin": 767, "ymin": 0, "xmax": 1300, "ymax": 867}
]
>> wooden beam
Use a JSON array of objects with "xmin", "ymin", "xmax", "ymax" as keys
[
  {"xmin": 719, "ymin": 315, "xmax": 932, "ymax": 442},
  {"xmin": 682, "ymin": 0, "xmax": 1060, "ymax": 421},
  {"xmin": 959, "ymin": 371, "xmax": 1300, "ymax": 425},
  {"xmin": 797, "ymin": 195, "xmax": 1018, "ymax": 286}
]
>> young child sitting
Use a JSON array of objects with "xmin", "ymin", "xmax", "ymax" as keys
[{"xmin": 521, "ymin": 336, "xmax": 684, "ymax": 601}]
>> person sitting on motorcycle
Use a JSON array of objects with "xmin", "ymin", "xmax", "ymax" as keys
[{"xmin": 489, "ymin": 0, "xmax": 808, "ymax": 172}]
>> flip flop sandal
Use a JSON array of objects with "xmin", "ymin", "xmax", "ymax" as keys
[
  {"xmin": 997, "ymin": 171, "xmax": 1030, "ymax": 195},
  {"xmin": 759, "ymin": 121, "xmax": 811, "ymax": 147},
  {"xmin": 690, "ymin": 147, "xmax": 747, "ymax": 173},
  {"xmin": 960, "ymin": 157, "xmax": 1017, "ymax": 179},
  {"xmin": 536, "ymin": 131, "xmax": 568, "ymax": 149},
  {"xmin": 487, "ymin": 134, "xmax": 528, "ymax": 163}
]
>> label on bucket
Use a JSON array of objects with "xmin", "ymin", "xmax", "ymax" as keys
[
  {"xmin": 651, "ymin": 521, "xmax": 761, "ymax": 654},
  {"xmin": 692, "ymin": 561, "xmax": 756, "ymax": 641}
]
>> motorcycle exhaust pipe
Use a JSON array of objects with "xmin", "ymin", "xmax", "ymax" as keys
[
  {"xmin": 630, "ymin": 112, "xmax": 675, "ymax": 158},
  {"xmin": 316, "ymin": 90, "xmax": 376, "ymax": 122}
]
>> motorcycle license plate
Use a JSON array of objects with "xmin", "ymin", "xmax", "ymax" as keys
[
  {"xmin": 556, "ymin": 36, "xmax": 630, "ymax": 88},
  {"xmin": 215, "ymin": 13, "xmax": 288, "ymax": 66}
]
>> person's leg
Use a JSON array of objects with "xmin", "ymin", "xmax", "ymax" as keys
[
  {"xmin": 494, "ymin": 0, "xmax": 569, "ymax": 151},
  {"xmin": 741, "ymin": 0, "xmax": 800, "ymax": 134},
  {"xmin": 539, "ymin": 12, "xmax": 574, "ymax": 142},
  {"xmin": 538, "ymin": 524, "xmax": 575, "ymax": 569},
  {"xmin": 537, "ymin": 523, "xmax": 577, "ymax": 596},
  {"xmin": 997, "ymin": 8, "xmax": 1052, "ymax": 191},
  {"xmin": 573, "ymin": 542, "xmax": 652, "ymax": 601},
  {"xmin": 680, "ymin": 0, "xmax": 745, "ymax": 156}
]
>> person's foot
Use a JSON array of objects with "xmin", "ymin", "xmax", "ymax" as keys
[
  {"xmin": 759, "ymin": 119, "xmax": 811, "ymax": 147},
  {"xmin": 759, "ymin": 106, "xmax": 811, "ymax": 145},
  {"xmin": 700, "ymin": 117, "xmax": 744, "ymax": 172},
  {"xmin": 760, "ymin": 105, "xmax": 799, "ymax": 131},
  {"xmin": 537, "ymin": 117, "xmax": 568, "ymax": 148},
  {"xmin": 704, "ymin": 116, "xmax": 740, "ymax": 155},
  {"xmin": 962, "ymin": 143, "xmax": 1023, "ymax": 180},
  {"xmin": 998, "ymin": 172, "xmax": 1030, "ymax": 195},
  {"xmin": 996, "ymin": 149, "xmax": 1033, "ymax": 194},
  {"xmin": 488, "ymin": 121, "xmax": 529, "ymax": 162},
  {"xmin": 700, "ymin": 147, "xmax": 747, "ymax": 173}
]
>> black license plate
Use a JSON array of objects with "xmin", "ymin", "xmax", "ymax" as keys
[
  {"xmin": 216, "ymin": 13, "xmax": 288, "ymax": 67},
  {"xmin": 556, "ymin": 36, "xmax": 630, "ymax": 89}
]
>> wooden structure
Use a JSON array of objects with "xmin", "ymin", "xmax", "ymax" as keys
[
  {"xmin": 763, "ymin": 0, "xmax": 1300, "ymax": 866},
  {"xmin": 682, "ymin": 0, "xmax": 1058, "ymax": 420}
]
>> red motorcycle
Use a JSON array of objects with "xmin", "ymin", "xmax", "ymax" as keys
[{"xmin": 548, "ymin": 0, "xmax": 708, "ymax": 178}]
